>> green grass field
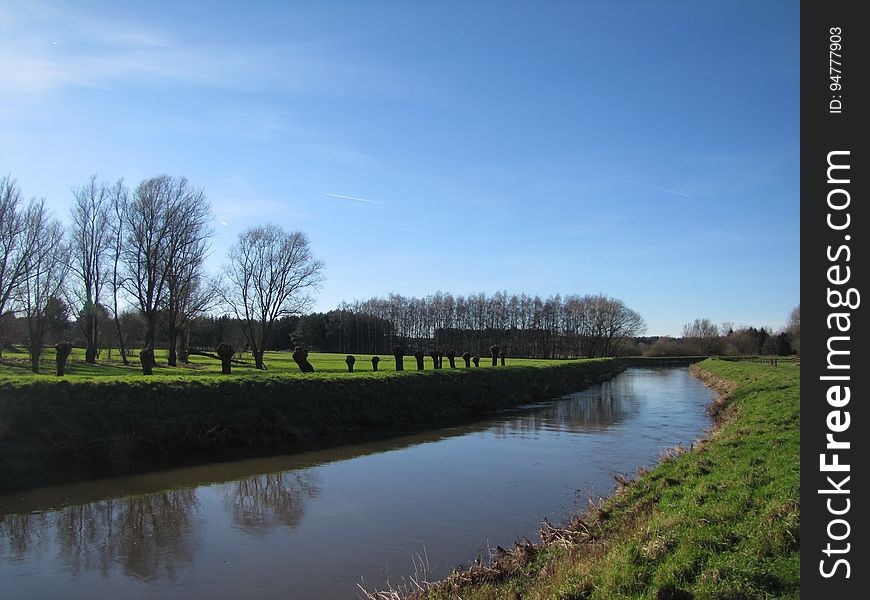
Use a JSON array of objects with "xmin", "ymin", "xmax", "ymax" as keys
[
  {"xmin": 0, "ymin": 346, "xmax": 553, "ymax": 383},
  {"xmin": 415, "ymin": 359, "xmax": 800, "ymax": 599}
]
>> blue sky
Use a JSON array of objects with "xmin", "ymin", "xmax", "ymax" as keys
[{"xmin": 0, "ymin": 1, "xmax": 799, "ymax": 336}]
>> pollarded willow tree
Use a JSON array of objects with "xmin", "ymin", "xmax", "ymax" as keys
[{"xmin": 221, "ymin": 224, "xmax": 324, "ymax": 369}]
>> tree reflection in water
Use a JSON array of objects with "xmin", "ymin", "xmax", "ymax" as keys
[
  {"xmin": 489, "ymin": 379, "xmax": 638, "ymax": 438},
  {"xmin": 0, "ymin": 470, "xmax": 320, "ymax": 579},
  {"xmin": 225, "ymin": 471, "xmax": 319, "ymax": 535},
  {"xmin": 1, "ymin": 512, "xmax": 51, "ymax": 560},
  {"xmin": 1, "ymin": 489, "xmax": 200, "ymax": 580}
]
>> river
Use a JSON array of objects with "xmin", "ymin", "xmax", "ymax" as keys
[{"xmin": 0, "ymin": 367, "xmax": 714, "ymax": 599}]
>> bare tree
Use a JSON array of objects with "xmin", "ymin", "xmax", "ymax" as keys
[
  {"xmin": 122, "ymin": 175, "xmax": 209, "ymax": 368},
  {"xmin": 107, "ymin": 179, "xmax": 131, "ymax": 364},
  {"xmin": 682, "ymin": 318, "xmax": 719, "ymax": 339},
  {"xmin": 0, "ymin": 176, "xmax": 42, "ymax": 317},
  {"xmin": 682, "ymin": 318, "xmax": 722, "ymax": 355},
  {"xmin": 166, "ymin": 268, "xmax": 216, "ymax": 364},
  {"xmin": 16, "ymin": 202, "xmax": 68, "ymax": 373},
  {"xmin": 600, "ymin": 298, "xmax": 646, "ymax": 356},
  {"xmin": 221, "ymin": 224, "xmax": 324, "ymax": 369},
  {"xmin": 69, "ymin": 176, "xmax": 113, "ymax": 363},
  {"xmin": 162, "ymin": 190, "xmax": 212, "ymax": 366}
]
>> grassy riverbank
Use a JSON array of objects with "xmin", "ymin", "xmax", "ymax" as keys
[
  {"xmin": 406, "ymin": 359, "xmax": 799, "ymax": 599},
  {"xmin": 0, "ymin": 357, "xmax": 621, "ymax": 491},
  {"xmin": 0, "ymin": 347, "xmax": 554, "ymax": 380}
]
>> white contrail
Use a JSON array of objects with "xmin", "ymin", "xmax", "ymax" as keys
[
  {"xmin": 324, "ymin": 192, "xmax": 383, "ymax": 205},
  {"xmin": 636, "ymin": 183, "xmax": 691, "ymax": 198}
]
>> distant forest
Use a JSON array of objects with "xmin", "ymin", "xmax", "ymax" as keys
[{"xmin": 293, "ymin": 292, "xmax": 645, "ymax": 358}]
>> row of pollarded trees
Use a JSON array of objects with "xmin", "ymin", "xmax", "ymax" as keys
[
  {"xmin": 295, "ymin": 292, "xmax": 647, "ymax": 358},
  {"xmin": 1, "ymin": 174, "xmax": 324, "ymax": 374}
]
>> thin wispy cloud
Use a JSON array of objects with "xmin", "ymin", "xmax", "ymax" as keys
[
  {"xmin": 634, "ymin": 182, "xmax": 691, "ymax": 198},
  {"xmin": 0, "ymin": 3, "xmax": 363, "ymax": 94},
  {"xmin": 324, "ymin": 193, "xmax": 384, "ymax": 205}
]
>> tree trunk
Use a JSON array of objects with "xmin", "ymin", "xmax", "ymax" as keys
[
  {"xmin": 84, "ymin": 308, "xmax": 98, "ymax": 364},
  {"xmin": 291, "ymin": 347, "xmax": 314, "ymax": 372},
  {"xmin": 217, "ymin": 343, "xmax": 234, "ymax": 374},
  {"xmin": 55, "ymin": 342, "xmax": 73, "ymax": 376},
  {"xmin": 179, "ymin": 328, "xmax": 190, "ymax": 363},
  {"xmin": 114, "ymin": 314, "xmax": 129, "ymax": 365},
  {"xmin": 30, "ymin": 345, "xmax": 41, "ymax": 374},
  {"xmin": 84, "ymin": 311, "xmax": 97, "ymax": 364},
  {"xmin": 140, "ymin": 349, "xmax": 154, "ymax": 375},
  {"xmin": 28, "ymin": 322, "xmax": 44, "ymax": 374},
  {"xmin": 253, "ymin": 350, "xmax": 265, "ymax": 370},
  {"xmin": 167, "ymin": 321, "xmax": 178, "ymax": 367},
  {"xmin": 144, "ymin": 319, "xmax": 157, "ymax": 367}
]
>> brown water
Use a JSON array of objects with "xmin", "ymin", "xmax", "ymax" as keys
[{"xmin": 0, "ymin": 367, "xmax": 714, "ymax": 599}]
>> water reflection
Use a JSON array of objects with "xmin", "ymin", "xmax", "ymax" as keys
[
  {"xmin": 226, "ymin": 471, "xmax": 319, "ymax": 534},
  {"xmin": 0, "ymin": 470, "xmax": 324, "ymax": 580},
  {"xmin": 1, "ymin": 490, "xmax": 200, "ymax": 580},
  {"xmin": 2, "ymin": 511, "xmax": 51, "ymax": 560},
  {"xmin": 489, "ymin": 379, "xmax": 637, "ymax": 438}
]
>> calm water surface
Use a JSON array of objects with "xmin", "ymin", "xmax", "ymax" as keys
[{"xmin": 0, "ymin": 367, "xmax": 714, "ymax": 599}]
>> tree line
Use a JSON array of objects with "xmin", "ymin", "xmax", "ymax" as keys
[
  {"xmin": 292, "ymin": 292, "xmax": 647, "ymax": 358},
  {"xmin": 629, "ymin": 308, "xmax": 801, "ymax": 357}
]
